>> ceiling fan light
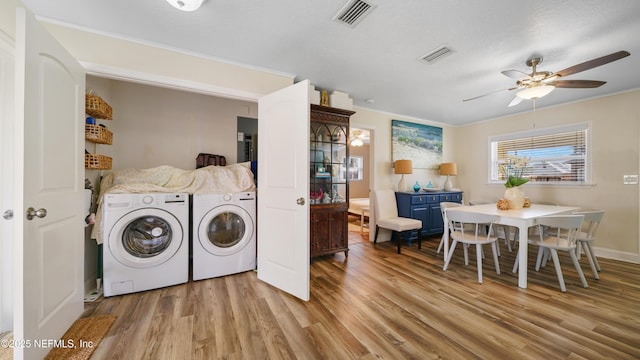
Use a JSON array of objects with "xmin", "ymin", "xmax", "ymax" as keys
[
  {"xmin": 166, "ymin": 0, "xmax": 204, "ymax": 11},
  {"xmin": 351, "ymin": 138, "xmax": 364, "ymax": 147},
  {"xmin": 517, "ymin": 84, "xmax": 555, "ymax": 100}
]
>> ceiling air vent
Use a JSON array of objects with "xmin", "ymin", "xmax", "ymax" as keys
[
  {"xmin": 419, "ymin": 46, "xmax": 455, "ymax": 64},
  {"xmin": 333, "ymin": 0, "xmax": 376, "ymax": 28}
]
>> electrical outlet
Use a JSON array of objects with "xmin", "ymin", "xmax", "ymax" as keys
[{"xmin": 623, "ymin": 175, "xmax": 639, "ymax": 185}]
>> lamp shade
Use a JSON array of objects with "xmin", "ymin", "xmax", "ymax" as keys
[
  {"xmin": 166, "ymin": 0, "xmax": 204, "ymax": 11},
  {"xmin": 394, "ymin": 159, "xmax": 413, "ymax": 174},
  {"xmin": 439, "ymin": 163, "xmax": 457, "ymax": 176},
  {"xmin": 516, "ymin": 85, "xmax": 555, "ymax": 100}
]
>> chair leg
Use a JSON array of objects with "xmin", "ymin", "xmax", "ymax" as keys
[
  {"xmin": 396, "ymin": 231, "xmax": 401, "ymax": 254},
  {"xmin": 512, "ymin": 252, "xmax": 519, "ymax": 273},
  {"xmin": 537, "ymin": 248, "xmax": 550, "ymax": 269},
  {"xmin": 443, "ymin": 240, "xmax": 458, "ymax": 271},
  {"xmin": 503, "ymin": 226, "xmax": 512, "ymax": 252},
  {"xmin": 548, "ymin": 249, "xmax": 567, "ymax": 292},
  {"xmin": 584, "ymin": 241, "xmax": 601, "ymax": 272},
  {"xmin": 576, "ymin": 241, "xmax": 582, "ymax": 259},
  {"xmin": 491, "ymin": 241, "xmax": 501, "ymax": 275},
  {"xmin": 463, "ymin": 243, "xmax": 469, "ymax": 265},
  {"xmin": 437, "ymin": 234, "xmax": 445, "ymax": 254},
  {"xmin": 374, "ymin": 225, "xmax": 380, "ymax": 244},
  {"xmin": 569, "ymin": 248, "xmax": 589, "ymax": 288},
  {"xmin": 535, "ymin": 247, "xmax": 545, "ymax": 271},
  {"xmin": 417, "ymin": 228, "xmax": 422, "ymax": 250},
  {"xmin": 510, "ymin": 227, "xmax": 520, "ymax": 252},
  {"xmin": 581, "ymin": 242, "xmax": 599, "ymax": 280},
  {"xmin": 475, "ymin": 244, "xmax": 483, "ymax": 284}
]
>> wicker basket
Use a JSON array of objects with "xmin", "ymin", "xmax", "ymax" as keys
[
  {"xmin": 85, "ymin": 93, "xmax": 112, "ymax": 120},
  {"xmin": 85, "ymin": 154, "xmax": 112, "ymax": 170},
  {"xmin": 85, "ymin": 124, "xmax": 113, "ymax": 145}
]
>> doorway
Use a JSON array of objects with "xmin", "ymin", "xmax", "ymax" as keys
[
  {"xmin": 347, "ymin": 127, "xmax": 372, "ymax": 244},
  {"xmin": 236, "ymin": 116, "xmax": 257, "ymax": 163}
]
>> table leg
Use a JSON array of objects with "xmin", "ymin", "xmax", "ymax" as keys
[{"xmin": 517, "ymin": 223, "xmax": 528, "ymax": 288}]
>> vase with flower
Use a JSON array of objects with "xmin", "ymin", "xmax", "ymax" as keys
[{"xmin": 501, "ymin": 155, "xmax": 530, "ymax": 209}]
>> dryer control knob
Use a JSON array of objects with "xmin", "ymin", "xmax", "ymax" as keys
[
  {"xmin": 223, "ymin": 193, "xmax": 232, "ymax": 202},
  {"xmin": 142, "ymin": 195, "xmax": 154, "ymax": 205}
]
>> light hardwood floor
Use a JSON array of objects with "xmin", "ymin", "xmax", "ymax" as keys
[{"xmin": 84, "ymin": 236, "xmax": 640, "ymax": 359}]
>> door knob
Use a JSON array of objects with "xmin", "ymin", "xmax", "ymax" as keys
[
  {"xmin": 26, "ymin": 207, "xmax": 47, "ymax": 220},
  {"xmin": 296, "ymin": 198, "xmax": 306, "ymax": 205}
]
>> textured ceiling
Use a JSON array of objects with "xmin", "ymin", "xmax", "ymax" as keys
[{"xmin": 21, "ymin": 0, "xmax": 640, "ymax": 125}]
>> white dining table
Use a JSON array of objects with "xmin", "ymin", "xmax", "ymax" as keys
[{"xmin": 443, "ymin": 203, "xmax": 580, "ymax": 288}]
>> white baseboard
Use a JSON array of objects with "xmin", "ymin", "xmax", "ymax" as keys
[{"xmin": 593, "ymin": 246, "xmax": 640, "ymax": 264}]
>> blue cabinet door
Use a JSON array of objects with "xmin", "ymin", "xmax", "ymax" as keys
[{"xmin": 395, "ymin": 190, "xmax": 463, "ymax": 240}]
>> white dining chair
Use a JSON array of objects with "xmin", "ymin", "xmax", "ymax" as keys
[
  {"xmin": 513, "ymin": 214, "xmax": 587, "ymax": 292},
  {"xmin": 467, "ymin": 200, "xmax": 500, "ymax": 256},
  {"xmin": 570, "ymin": 210, "xmax": 605, "ymax": 279},
  {"xmin": 372, "ymin": 189, "xmax": 423, "ymax": 254},
  {"xmin": 538, "ymin": 210, "xmax": 605, "ymax": 280},
  {"xmin": 437, "ymin": 202, "xmax": 463, "ymax": 255},
  {"xmin": 443, "ymin": 210, "xmax": 500, "ymax": 284}
]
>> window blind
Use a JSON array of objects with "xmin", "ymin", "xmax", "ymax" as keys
[{"xmin": 490, "ymin": 124, "xmax": 588, "ymax": 184}]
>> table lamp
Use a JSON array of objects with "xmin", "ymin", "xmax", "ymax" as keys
[
  {"xmin": 440, "ymin": 163, "xmax": 457, "ymax": 191},
  {"xmin": 394, "ymin": 159, "xmax": 413, "ymax": 192}
]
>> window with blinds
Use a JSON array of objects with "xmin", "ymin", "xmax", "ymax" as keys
[{"xmin": 490, "ymin": 123, "xmax": 589, "ymax": 184}]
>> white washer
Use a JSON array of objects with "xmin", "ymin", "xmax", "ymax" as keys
[
  {"xmin": 102, "ymin": 193, "xmax": 189, "ymax": 297},
  {"xmin": 192, "ymin": 191, "xmax": 256, "ymax": 280}
]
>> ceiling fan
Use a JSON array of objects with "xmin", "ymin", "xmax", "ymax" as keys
[
  {"xmin": 464, "ymin": 50, "xmax": 630, "ymax": 107},
  {"xmin": 350, "ymin": 129, "xmax": 369, "ymax": 146}
]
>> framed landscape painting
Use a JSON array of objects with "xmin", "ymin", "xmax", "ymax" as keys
[{"xmin": 391, "ymin": 120, "xmax": 442, "ymax": 169}]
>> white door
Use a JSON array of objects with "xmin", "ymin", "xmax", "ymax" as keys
[
  {"xmin": 13, "ymin": 6, "xmax": 85, "ymax": 359},
  {"xmin": 0, "ymin": 24, "xmax": 16, "ymax": 334},
  {"xmin": 257, "ymin": 80, "xmax": 310, "ymax": 301}
]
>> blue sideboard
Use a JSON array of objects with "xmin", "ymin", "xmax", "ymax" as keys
[{"xmin": 395, "ymin": 190, "xmax": 463, "ymax": 241}]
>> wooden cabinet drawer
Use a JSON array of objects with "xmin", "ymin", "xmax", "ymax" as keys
[
  {"xmin": 411, "ymin": 194, "xmax": 439, "ymax": 204},
  {"xmin": 439, "ymin": 193, "xmax": 462, "ymax": 203}
]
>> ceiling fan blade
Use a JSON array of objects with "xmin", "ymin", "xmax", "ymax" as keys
[
  {"xmin": 547, "ymin": 80, "xmax": 606, "ymax": 88},
  {"xmin": 501, "ymin": 69, "xmax": 531, "ymax": 80},
  {"xmin": 463, "ymin": 87, "xmax": 518, "ymax": 102},
  {"xmin": 554, "ymin": 50, "xmax": 630, "ymax": 77},
  {"xmin": 508, "ymin": 96, "xmax": 523, "ymax": 107}
]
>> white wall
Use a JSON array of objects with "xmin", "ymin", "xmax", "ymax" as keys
[
  {"xmin": 351, "ymin": 107, "xmax": 456, "ymax": 192},
  {"xmin": 454, "ymin": 90, "xmax": 640, "ymax": 262},
  {"xmin": 103, "ymin": 79, "xmax": 257, "ymax": 170},
  {"xmin": 42, "ymin": 22, "xmax": 294, "ymax": 101}
]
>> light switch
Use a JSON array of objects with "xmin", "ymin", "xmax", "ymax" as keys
[{"xmin": 623, "ymin": 175, "xmax": 639, "ymax": 185}]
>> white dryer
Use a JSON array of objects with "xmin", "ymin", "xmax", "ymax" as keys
[
  {"xmin": 192, "ymin": 191, "xmax": 256, "ymax": 280},
  {"xmin": 102, "ymin": 193, "xmax": 189, "ymax": 297}
]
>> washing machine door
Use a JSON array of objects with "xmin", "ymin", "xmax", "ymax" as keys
[
  {"xmin": 108, "ymin": 208, "xmax": 183, "ymax": 268},
  {"xmin": 198, "ymin": 204, "xmax": 254, "ymax": 256}
]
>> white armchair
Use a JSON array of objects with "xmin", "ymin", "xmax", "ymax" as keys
[{"xmin": 372, "ymin": 189, "xmax": 423, "ymax": 254}]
